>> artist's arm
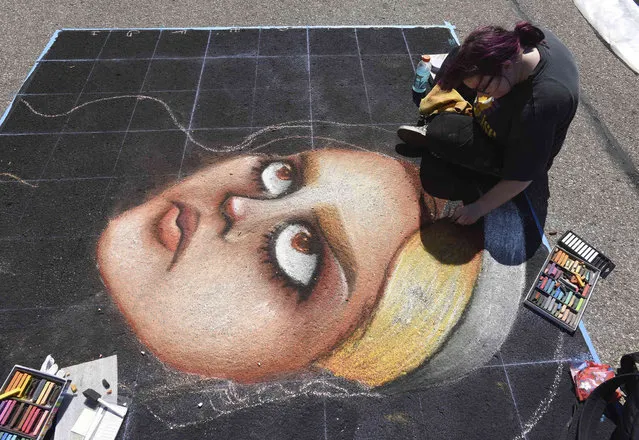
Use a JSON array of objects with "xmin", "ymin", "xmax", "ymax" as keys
[
  {"xmin": 452, "ymin": 179, "xmax": 531, "ymax": 225},
  {"xmin": 453, "ymin": 86, "xmax": 567, "ymax": 225}
]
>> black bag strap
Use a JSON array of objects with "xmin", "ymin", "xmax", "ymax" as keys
[{"xmin": 578, "ymin": 373, "xmax": 639, "ymax": 440}]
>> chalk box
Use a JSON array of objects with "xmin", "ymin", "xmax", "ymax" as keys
[
  {"xmin": 0, "ymin": 365, "xmax": 70, "ymax": 440},
  {"xmin": 524, "ymin": 231, "xmax": 613, "ymax": 333}
]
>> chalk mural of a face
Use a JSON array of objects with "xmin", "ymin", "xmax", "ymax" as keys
[{"xmin": 97, "ymin": 147, "xmax": 521, "ymax": 389}]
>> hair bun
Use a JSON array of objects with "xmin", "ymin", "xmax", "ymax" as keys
[{"xmin": 514, "ymin": 21, "xmax": 545, "ymax": 47}]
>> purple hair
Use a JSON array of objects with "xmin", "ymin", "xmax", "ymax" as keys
[{"xmin": 438, "ymin": 21, "xmax": 545, "ymax": 91}]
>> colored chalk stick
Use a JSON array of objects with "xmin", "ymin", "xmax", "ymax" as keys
[
  {"xmin": 564, "ymin": 311, "xmax": 571, "ymax": 322},
  {"xmin": 30, "ymin": 380, "xmax": 46, "ymax": 403},
  {"xmin": 6, "ymin": 372, "xmax": 22, "ymax": 392},
  {"xmin": 23, "ymin": 407, "xmax": 40, "ymax": 433},
  {"xmin": 22, "ymin": 379, "xmax": 36, "ymax": 401},
  {"xmin": 42, "ymin": 382, "xmax": 55, "ymax": 407},
  {"xmin": 540, "ymin": 295, "xmax": 549, "ymax": 309},
  {"xmin": 0, "ymin": 400, "xmax": 13, "ymax": 423},
  {"xmin": 570, "ymin": 313, "xmax": 578, "ymax": 327},
  {"xmin": 8, "ymin": 402, "xmax": 25, "ymax": 428},
  {"xmin": 582, "ymin": 284, "xmax": 591, "ymax": 297},
  {"xmin": 0, "ymin": 400, "xmax": 15, "ymax": 425},
  {"xmin": 32, "ymin": 410, "xmax": 49, "ymax": 436},
  {"xmin": 0, "ymin": 389, "xmax": 20, "ymax": 401},
  {"xmin": 28, "ymin": 408, "xmax": 43, "ymax": 434},
  {"xmin": 576, "ymin": 298, "xmax": 584, "ymax": 311},
  {"xmin": 1, "ymin": 400, "xmax": 16, "ymax": 425},
  {"xmin": 37, "ymin": 382, "xmax": 53, "ymax": 406},
  {"xmin": 46, "ymin": 385, "xmax": 60, "ymax": 406},
  {"xmin": 14, "ymin": 375, "xmax": 29, "ymax": 397},
  {"xmin": 26, "ymin": 379, "xmax": 40, "ymax": 401},
  {"xmin": 544, "ymin": 295, "xmax": 553, "ymax": 310},
  {"xmin": 36, "ymin": 382, "xmax": 53, "ymax": 406},
  {"xmin": 16, "ymin": 405, "xmax": 33, "ymax": 431},
  {"xmin": 27, "ymin": 407, "xmax": 41, "ymax": 432}
]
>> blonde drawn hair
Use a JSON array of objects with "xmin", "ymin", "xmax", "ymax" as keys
[{"xmin": 317, "ymin": 221, "xmax": 483, "ymax": 388}]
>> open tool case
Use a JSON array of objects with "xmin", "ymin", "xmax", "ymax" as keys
[{"xmin": 524, "ymin": 231, "xmax": 615, "ymax": 333}]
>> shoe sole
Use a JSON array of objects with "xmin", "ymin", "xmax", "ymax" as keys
[{"xmin": 397, "ymin": 126, "xmax": 428, "ymax": 147}]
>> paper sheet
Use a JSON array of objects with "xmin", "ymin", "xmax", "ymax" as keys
[{"xmin": 55, "ymin": 356, "xmax": 119, "ymax": 440}]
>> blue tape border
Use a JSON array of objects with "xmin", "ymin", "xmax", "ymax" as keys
[
  {"xmin": 524, "ymin": 192, "xmax": 601, "ymax": 362},
  {"xmin": 0, "ymin": 30, "xmax": 60, "ymax": 127}
]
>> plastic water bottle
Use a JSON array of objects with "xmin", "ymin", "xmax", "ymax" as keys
[{"xmin": 412, "ymin": 55, "xmax": 432, "ymax": 94}]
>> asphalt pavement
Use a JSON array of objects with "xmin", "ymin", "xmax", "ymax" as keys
[{"xmin": 0, "ymin": 0, "xmax": 637, "ymax": 365}]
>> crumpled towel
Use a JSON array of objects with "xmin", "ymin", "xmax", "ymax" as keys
[{"xmin": 419, "ymin": 84, "xmax": 473, "ymax": 117}]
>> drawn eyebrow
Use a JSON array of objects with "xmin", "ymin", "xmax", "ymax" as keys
[
  {"xmin": 313, "ymin": 205, "xmax": 357, "ymax": 296},
  {"xmin": 299, "ymin": 152, "xmax": 357, "ymax": 296}
]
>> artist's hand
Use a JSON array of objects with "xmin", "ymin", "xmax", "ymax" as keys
[{"xmin": 451, "ymin": 202, "xmax": 484, "ymax": 225}]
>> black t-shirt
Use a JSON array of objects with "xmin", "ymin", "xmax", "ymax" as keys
[{"xmin": 472, "ymin": 30, "xmax": 579, "ymax": 181}]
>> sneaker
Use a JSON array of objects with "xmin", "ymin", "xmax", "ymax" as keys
[{"xmin": 397, "ymin": 125, "xmax": 428, "ymax": 147}]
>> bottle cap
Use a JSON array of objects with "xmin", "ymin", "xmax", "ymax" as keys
[{"xmin": 421, "ymin": 55, "xmax": 431, "ymax": 62}]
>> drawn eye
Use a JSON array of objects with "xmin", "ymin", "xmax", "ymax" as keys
[
  {"xmin": 260, "ymin": 161, "xmax": 294, "ymax": 197},
  {"xmin": 273, "ymin": 223, "xmax": 320, "ymax": 288}
]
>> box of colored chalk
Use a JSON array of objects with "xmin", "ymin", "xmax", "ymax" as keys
[
  {"xmin": 0, "ymin": 365, "xmax": 69, "ymax": 440},
  {"xmin": 524, "ymin": 231, "xmax": 613, "ymax": 333}
]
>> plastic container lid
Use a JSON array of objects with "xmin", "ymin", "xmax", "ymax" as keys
[{"xmin": 421, "ymin": 55, "xmax": 431, "ymax": 62}]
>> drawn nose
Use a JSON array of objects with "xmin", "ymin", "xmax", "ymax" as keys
[
  {"xmin": 221, "ymin": 196, "xmax": 248, "ymax": 224},
  {"xmin": 221, "ymin": 194, "xmax": 294, "ymax": 234}
]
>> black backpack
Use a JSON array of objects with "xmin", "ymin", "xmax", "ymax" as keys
[{"xmin": 577, "ymin": 353, "xmax": 639, "ymax": 440}]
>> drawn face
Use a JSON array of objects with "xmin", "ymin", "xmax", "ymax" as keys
[{"xmin": 97, "ymin": 149, "xmax": 423, "ymax": 382}]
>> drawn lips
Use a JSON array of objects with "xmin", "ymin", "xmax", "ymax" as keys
[{"xmin": 157, "ymin": 202, "xmax": 200, "ymax": 268}]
